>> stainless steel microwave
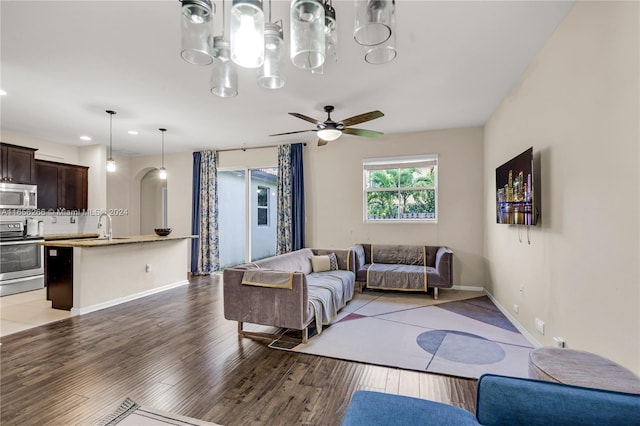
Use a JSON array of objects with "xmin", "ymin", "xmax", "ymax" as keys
[{"xmin": 0, "ymin": 182, "xmax": 37, "ymax": 209}]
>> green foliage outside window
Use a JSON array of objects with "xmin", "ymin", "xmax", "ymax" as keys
[{"xmin": 366, "ymin": 167, "xmax": 436, "ymax": 220}]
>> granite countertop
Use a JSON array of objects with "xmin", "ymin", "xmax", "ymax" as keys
[
  {"xmin": 44, "ymin": 233, "xmax": 100, "ymax": 241},
  {"xmin": 40, "ymin": 234, "xmax": 197, "ymax": 247}
]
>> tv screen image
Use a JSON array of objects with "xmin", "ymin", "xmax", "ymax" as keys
[{"xmin": 496, "ymin": 147, "xmax": 537, "ymax": 225}]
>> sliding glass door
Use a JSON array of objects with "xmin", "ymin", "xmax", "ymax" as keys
[{"xmin": 218, "ymin": 168, "xmax": 277, "ymax": 268}]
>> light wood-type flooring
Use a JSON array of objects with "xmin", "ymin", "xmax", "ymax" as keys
[{"xmin": 0, "ymin": 274, "xmax": 476, "ymax": 425}]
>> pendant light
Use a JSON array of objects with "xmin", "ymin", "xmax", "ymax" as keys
[
  {"xmin": 158, "ymin": 128, "xmax": 167, "ymax": 180},
  {"xmin": 106, "ymin": 110, "xmax": 116, "ymax": 173},
  {"xmin": 230, "ymin": 0, "xmax": 265, "ymax": 68},
  {"xmin": 354, "ymin": 0, "xmax": 393, "ymax": 47},
  {"xmin": 211, "ymin": 1, "xmax": 239, "ymax": 97},
  {"xmin": 258, "ymin": 0, "xmax": 285, "ymax": 89},
  {"xmin": 290, "ymin": 0, "xmax": 325, "ymax": 69},
  {"xmin": 312, "ymin": 0, "xmax": 337, "ymax": 75},
  {"xmin": 363, "ymin": 0, "xmax": 396, "ymax": 64},
  {"xmin": 180, "ymin": 0, "xmax": 215, "ymax": 65}
]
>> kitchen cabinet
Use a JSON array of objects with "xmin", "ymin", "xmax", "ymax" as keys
[
  {"xmin": 45, "ymin": 246, "xmax": 73, "ymax": 310},
  {"xmin": 35, "ymin": 160, "xmax": 88, "ymax": 211},
  {"xmin": 0, "ymin": 143, "xmax": 37, "ymax": 184}
]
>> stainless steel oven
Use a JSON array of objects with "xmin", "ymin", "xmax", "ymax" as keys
[{"xmin": 0, "ymin": 221, "xmax": 44, "ymax": 296}]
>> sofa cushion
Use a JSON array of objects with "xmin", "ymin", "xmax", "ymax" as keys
[
  {"xmin": 341, "ymin": 390, "xmax": 478, "ymax": 426},
  {"xmin": 311, "ymin": 255, "xmax": 332, "ymax": 273}
]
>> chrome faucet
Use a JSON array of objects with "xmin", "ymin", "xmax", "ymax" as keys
[{"xmin": 97, "ymin": 212, "xmax": 113, "ymax": 240}]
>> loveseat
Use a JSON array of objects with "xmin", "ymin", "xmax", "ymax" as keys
[
  {"xmin": 341, "ymin": 374, "xmax": 640, "ymax": 426},
  {"xmin": 351, "ymin": 244, "xmax": 453, "ymax": 299},
  {"xmin": 223, "ymin": 248, "xmax": 356, "ymax": 343}
]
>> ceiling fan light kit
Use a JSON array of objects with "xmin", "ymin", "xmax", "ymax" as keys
[
  {"xmin": 270, "ymin": 105, "xmax": 384, "ymax": 146},
  {"xmin": 180, "ymin": 0, "xmax": 215, "ymax": 65}
]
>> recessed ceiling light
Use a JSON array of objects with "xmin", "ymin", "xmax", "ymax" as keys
[
  {"xmin": 80, "ymin": 135, "xmax": 92, "ymax": 141},
  {"xmin": 0, "ymin": 90, "xmax": 7, "ymax": 96},
  {"xmin": 128, "ymin": 130, "xmax": 138, "ymax": 135}
]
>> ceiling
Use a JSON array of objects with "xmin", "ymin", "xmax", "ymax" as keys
[{"xmin": 0, "ymin": 1, "xmax": 574, "ymax": 156}]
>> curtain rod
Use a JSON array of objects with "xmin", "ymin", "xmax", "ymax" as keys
[{"xmin": 216, "ymin": 142, "xmax": 307, "ymax": 153}]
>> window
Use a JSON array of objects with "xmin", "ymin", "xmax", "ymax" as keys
[
  {"xmin": 257, "ymin": 186, "xmax": 269, "ymax": 226},
  {"xmin": 363, "ymin": 154, "xmax": 438, "ymax": 222}
]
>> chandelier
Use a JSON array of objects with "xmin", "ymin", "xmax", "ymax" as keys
[{"xmin": 179, "ymin": 0, "xmax": 397, "ymax": 97}]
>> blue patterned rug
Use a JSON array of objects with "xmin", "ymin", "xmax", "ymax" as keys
[{"xmin": 270, "ymin": 291, "xmax": 533, "ymax": 379}]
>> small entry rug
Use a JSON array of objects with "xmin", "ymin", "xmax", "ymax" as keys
[
  {"xmin": 96, "ymin": 398, "xmax": 221, "ymax": 426},
  {"xmin": 269, "ymin": 291, "xmax": 534, "ymax": 379}
]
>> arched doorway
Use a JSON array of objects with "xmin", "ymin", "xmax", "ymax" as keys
[{"xmin": 140, "ymin": 169, "xmax": 168, "ymax": 234}]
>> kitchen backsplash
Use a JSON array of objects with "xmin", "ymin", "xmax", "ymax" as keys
[{"xmin": 0, "ymin": 211, "xmax": 100, "ymax": 236}]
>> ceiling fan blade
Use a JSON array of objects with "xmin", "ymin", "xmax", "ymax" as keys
[
  {"xmin": 269, "ymin": 130, "xmax": 317, "ymax": 136},
  {"xmin": 341, "ymin": 110, "xmax": 384, "ymax": 127},
  {"xmin": 342, "ymin": 127, "xmax": 384, "ymax": 137},
  {"xmin": 317, "ymin": 139, "xmax": 329, "ymax": 147},
  {"xmin": 289, "ymin": 112, "xmax": 321, "ymax": 125}
]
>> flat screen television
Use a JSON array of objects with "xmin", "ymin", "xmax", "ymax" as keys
[{"xmin": 496, "ymin": 147, "xmax": 537, "ymax": 225}]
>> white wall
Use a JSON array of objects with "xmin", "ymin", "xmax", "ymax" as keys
[
  {"xmin": 484, "ymin": 1, "xmax": 639, "ymax": 373},
  {"xmin": 106, "ymin": 154, "xmax": 131, "ymax": 236},
  {"xmin": 305, "ymin": 128, "xmax": 485, "ymax": 286}
]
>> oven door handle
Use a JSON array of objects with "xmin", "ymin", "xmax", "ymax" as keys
[{"xmin": 0, "ymin": 240, "xmax": 44, "ymax": 246}]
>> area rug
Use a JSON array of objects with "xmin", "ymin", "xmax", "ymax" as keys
[
  {"xmin": 96, "ymin": 397, "xmax": 221, "ymax": 426},
  {"xmin": 269, "ymin": 291, "xmax": 534, "ymax": 379}
]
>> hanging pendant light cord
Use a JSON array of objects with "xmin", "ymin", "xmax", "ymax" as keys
[
  {"xmin": 106, "ymin": 110, "xmax": 116, "ymax": 160},
  {"xmin": 160, "ymin": 128, "xmax": 166, "ymax": 168}
]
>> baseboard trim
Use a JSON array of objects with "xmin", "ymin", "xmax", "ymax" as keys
[
  {"xmin": 451, "ymin": 284, "xmax": 485, "ymax": 292},
  {"xmin": 483, "ymin": 289, "xmax": 542, "ymax": 348},
  {"xmin": 70, "ymin": 280, "xmax": 190, "ymax": 316}
]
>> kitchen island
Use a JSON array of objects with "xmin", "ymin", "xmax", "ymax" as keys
[{"xmin": 41, "ymin": 235, "xmax": 195, "ymax": 315}]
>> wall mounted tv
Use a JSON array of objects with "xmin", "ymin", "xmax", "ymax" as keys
[{"xmin": 496, "ymin": 147, "xmax": 538, "ymax": 225}]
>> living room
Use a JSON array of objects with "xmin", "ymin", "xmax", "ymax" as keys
[{"xmin": 1, "ymin": 0, "xmax": 638, "ymax": 424}]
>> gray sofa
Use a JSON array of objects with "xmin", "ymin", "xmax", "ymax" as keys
[
  {"xmin": 223, "ymin": 248, "xmax": 356, "ymax": 343},
  {"xmin": 351, "ymin": 244, "xmax": 453, "ymax": 299}
]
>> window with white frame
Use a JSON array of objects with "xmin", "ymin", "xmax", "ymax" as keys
[
  {"xmin": 363, "ymin": 155, "xmax": 438, "ymax": 222},
  {"xmin": 257, "ymin": 186, "xmax": 269, "ymax": 226}
]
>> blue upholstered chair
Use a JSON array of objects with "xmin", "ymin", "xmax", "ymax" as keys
[{"xmin": 341, "ymin": 374, "xmax": 640, "ymax": 426}]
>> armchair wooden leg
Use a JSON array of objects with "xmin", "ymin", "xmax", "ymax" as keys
[
  {"xmin": 302, "ymin": 327, "xmax": 308, "ymax": 344},
  {"xmin": 433, "ymin": 287, "xmax": 439, "ymax": 300},
  {"xmin": 238, "ymin": 321, "xmax": 243, "ymax": 333}
]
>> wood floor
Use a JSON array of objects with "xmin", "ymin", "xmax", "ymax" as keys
[{"xmin": 0, "ymin": 275, "xmax": 477, "ymax": 425}]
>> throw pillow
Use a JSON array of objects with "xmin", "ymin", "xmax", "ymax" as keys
[
  {"xmin": 328, "ymin": 252, "xmax": 339, "ymax": 271},
  {"xmin": 311, "ymin": 255, "xmax": 331, "ymax": 272}
]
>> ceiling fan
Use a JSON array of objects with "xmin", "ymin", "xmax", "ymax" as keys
[{"xmin": 270, "ymin": 105, "xmax": 384, "ymax": 146}]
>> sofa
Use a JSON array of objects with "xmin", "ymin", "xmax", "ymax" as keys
[
  {"xmin": 341, "ymin": 374, "xmax": 640, "ymax": 426},
  {"xmin": 223, "ymin": 248, "xmax": 356, "ymax": 343},
  {"xmin": 351, "ymin": 244, "xmax": 453, "ymax": 299}
]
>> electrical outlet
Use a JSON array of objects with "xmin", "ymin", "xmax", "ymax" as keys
[
  {"xmin": 535, "ymin": 318, "xmax": 545, "ymax": 335},
  {"xmin": 519, "ymin": 285, "xmax": 525, "ymax": 296},
  {"xmin": 51, "ymin": 216, "xmax": 57, "ymax": 224},
  {"xmin": 145, "ymin": 264, "xmax": 152, "ymax": 272},
  {"xmin": 512, "ymin": 304, "xmax": 519, "ymax": 314},
  {"xmin": 70, "ymin": 216, "xmax": 76, "ymax": 224},
  {"xmin": 553, "ymin": 337, "xmax": 565, "ymax": 348}
]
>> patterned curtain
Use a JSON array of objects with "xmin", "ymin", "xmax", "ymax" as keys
[
  {"xmin": 191, "ymin": 150, "xmax": 220, "ymax": 274},
  {"xmin": 276, "ymin": 144, "xmax": 292, "ymax": 254}
]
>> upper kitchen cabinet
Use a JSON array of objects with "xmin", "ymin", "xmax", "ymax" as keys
[
  {"xmin": 0, "ymin": 143, "xmax": 37, "ymax": 184},
  {"xmin": 35, "ymin": 160, "xmax": 88, "ymax": 211}
]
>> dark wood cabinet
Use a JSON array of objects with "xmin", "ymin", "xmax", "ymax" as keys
[
  {"xmin": 0, "ymin": 143, "xmax": 37, "ymax": 184},
  {"xmin": 35, "ymin": 160, "xmax": 88, "ymax": 211},
  {"xmin": 45, "ymin": 246, "xmax": 74, "ymax": 310}
]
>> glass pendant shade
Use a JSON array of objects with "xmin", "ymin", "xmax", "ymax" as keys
[
  {"xmin": 290, "ymin": 0, "xmax": 325, "ymax": 69},
  {"xmin": 312, "ymin": 0, "xmax": 337, "ymax": 75},
  {"xmin": 364, "ymin": 4, "xmax": 396, "ymax": 64},
  {"xmin": 180, "ymin": 0, "xmax": 214, "ymax": 65},
  {"xmin": 258, "ymin": 22, "xmax": 285, "ymax": 89},
  {"xmin": 159, "ymin": 167, "xmax": 167, "ymax": 180},
  {"xmin": 210, "ymin": 37, "xmax": 239, "ymax": 97},
  {"xmin": 106, "ymin": 159, "xmax": 116, "ymax": 173},
  {"xmin": 354, "ymin": 0, "xmax": 392, "ymax": 46},
  {"xmin": 230, "ymin": 0, "xmax": 265, "ymax": 68}
]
